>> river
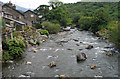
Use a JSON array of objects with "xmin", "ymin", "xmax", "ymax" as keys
[{"xmin": 2, "ymin": 28, "xmax": 119, "ymax": 77}]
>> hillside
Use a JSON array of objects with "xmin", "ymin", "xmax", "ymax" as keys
[{"xmin": 65, "ymin": 2, "xmax": 118, "ymax": 20}]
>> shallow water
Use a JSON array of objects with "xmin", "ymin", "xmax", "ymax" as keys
[{"xmin": 2, "ymin": 29, "xmax": 119, "ymax": 77}]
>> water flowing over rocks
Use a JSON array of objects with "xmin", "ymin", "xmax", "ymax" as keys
[{"xmin": 2, "ymin": 28, "xmax": 119, "ymax": 77}]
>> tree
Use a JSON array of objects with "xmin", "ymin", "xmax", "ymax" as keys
[
  {"xmin": 45, "ymin": 1, "xmax": 71, "ymax": 27},
  {"xmin": 34, "ymin": 5, "xmax": 49, "ymax": 16},
  {"xmin": 78, "ymin": 16, "xmax": 93, "ymax": 30},
  {"xmin": 90, "ymin": 8, "xmax": 110, "ymax": 33},
  {"xmin": 48, "ymin": 0, "xmax": 63, "ymax": 9}
]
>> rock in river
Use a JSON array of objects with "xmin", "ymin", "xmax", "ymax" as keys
[
  {"xmin": 59, "ymin": 74, "xmax": 69, "ymax": 78},
  {"xmin": 85, "ymin": 45, "xmax": 93, "ymax": 49},
  {"xmin": 60, "ymin": 40, "xmax": 68, "ymax": 43},
  {"xmin": 106, "ymin": 52, "xmax": 113, "ymax": 56},
  {"xmin": 49, "ymin": 61, "xmax": 56, "ymax": 68},
  {"xmin": 63, "ymin": 27, "xmax": 71, "ymax": 31},
  {"xmin": 67, "ymin": 48, "xmax": 73, "ymax": 50},
  {"xmin": 73, "ymin": 39, "xmax": 79, "ymax": 42},
  {"xmin": 90, "ymin": 65, "xmax": 99, "ymax": 69},
  {"xmin": 26, "ymin": 61, "xmax": 32, "ymax": 65},
  {"xmin": 76, "ymin": 53, "xmax": 87, "ymax": 62},
  {"xmin": 33, "ymin": 50, "xmax": 38, "ymax": 53}
]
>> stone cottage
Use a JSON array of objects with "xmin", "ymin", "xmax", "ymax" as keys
[
  {"xmin": 24, "ymin": 10, "xmax": 37, "ymax": 25},
  {"xmin": 2, "ymin": 1, "xmax": 37, "ymax": 27}
]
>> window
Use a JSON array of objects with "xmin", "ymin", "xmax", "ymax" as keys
[
  {"xmin": 30, "ymin": 14, "xmax": 34, "ymax": 17},
  {"xmin": 4, "ymin": 8, "xmax": 6, "ymax": 10}
]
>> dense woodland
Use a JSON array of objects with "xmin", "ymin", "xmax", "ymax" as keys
[{"xmin": 65, "ymin": 2, "xmax": 119, "ymax": 50}]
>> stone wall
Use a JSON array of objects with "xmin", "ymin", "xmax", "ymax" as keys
[{"xmin": 24, "ymin": 10, "xmax": 37, "ymax": 24}]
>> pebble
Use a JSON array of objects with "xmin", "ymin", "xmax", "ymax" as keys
[
  {"xmin": 26, "ymin": 61, "xmax": 32, "ymax": 65},
  {"xmin": 33, "ymin": 50, "xmax": 38, "ymax": 53},
  {"xmin": 90, "ymin": 65, "xmax": 99, "ymax": 69}
]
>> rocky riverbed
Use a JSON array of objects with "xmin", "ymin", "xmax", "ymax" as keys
[{"xmin": 2, "ymin": 28, "xmax": 119, "ymax": 77}]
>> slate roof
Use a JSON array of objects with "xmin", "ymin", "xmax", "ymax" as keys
[
  {"xmin": 24, "ymin": 10, "xmax": 37, "ymax": 15},
  {"xmin": 2, "ymin": 4, "xmax": 24, "ymax": 16}
]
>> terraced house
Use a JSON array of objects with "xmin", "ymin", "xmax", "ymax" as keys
[{"xmin": 2, "ymin": 1, "xmax": 37, "ymax": 31}]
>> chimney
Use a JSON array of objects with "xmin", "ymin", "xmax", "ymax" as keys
[
  {"xmin": 13, "ymin": 5, "xmax": 16, "ymax": 9},
  {"xmin": 8, "ymin": 1, "xmax": 12, "ymax": 7}
]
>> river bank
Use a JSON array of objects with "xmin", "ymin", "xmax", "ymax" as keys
[{"xmin": 2, "ymin": 28, "xmax": 119, "ymax": 77}]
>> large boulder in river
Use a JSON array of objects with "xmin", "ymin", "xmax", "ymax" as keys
[
  {"xmin": 49, "ymin": 61, "xmax": 56, "ymax": 68},
  {"xmin": 63, "ymin": 27, "xmax": 71, "ymax": 31},
  {"xmin": 76, "ymin": 53, "xmax": 87, "ymax": 62},
  {"xmin": 85, "ymin": 45, "xmax": 93, "ymax": 49}
]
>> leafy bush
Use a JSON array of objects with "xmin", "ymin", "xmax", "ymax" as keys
[
  {"xmin": 107, "ymin": 21, "xmax": 120, "ymax": 50},
  {"xmin": 31, "ymin": 27, "xmax": 36, "ymax": 30},
  {"xmin": 78, "ymin": 17, "xmax": 93, "ymax": 30},
  {"xmin": 90, "ymin": 8, "xmax": 110, "ymax": 33},
  {"xmin": 2, "ymin": 19, "xmax": 5, "ymax": 27},
  {"xmin": 12, "ymin": 31, "xmax": 22, "ymax": 37},
  {"xmin": 2, "ymin": 51, "xmax": 12, "ymax": 61},
  {"xmin": 32, "ymin": 33, "xmax": 36, "ymax": 38},
  {"xmin": 36, "ymin": 40, "xmax": 40, "ymax": 45},
  {"xmin": 38, "ymin": 29, "xmax": 49, "ymax": 36},
  {"xmin": 2, "ymin": 38, "xmax": 26, "ymax": 61},
  {"xmin": 35, "ymin": 22, "xmax": 42, "ymax": 29},
  {"xmin": 5, "ymin": 21, "xmax": 10, "ymax": 24},
  {"xmin": 42, "ymin": 21, "xmax": 60, "ymax": 34}
]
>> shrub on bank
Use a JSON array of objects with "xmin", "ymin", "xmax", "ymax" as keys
[
  {"xmin": 78, "ymin": 16, "xmax": 93, "ymax": 30},
  {"xmin": 42, "ymin": 21, "xmax": 60, "ymax": 34},
  {"xmin": 35, "ymin": 22, "xmax": 42, "ymax": 29},
  {"xmin": 107, "ymin": 21, "xmax": 120, "ymax": 50},
  {"xmin": 2, "ymin": 38, "xmax": 26, "ymax": 61},
  {"xmin": 38, "ymin": 29, "xmax": 49, "ymax": 36},
  {"xmin": 12, "ymin": 31, "xmax": 22, "ymax": 38}
]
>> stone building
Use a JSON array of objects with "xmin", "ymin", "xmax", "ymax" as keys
[
  {"xmin": 24, "ymin": 10, "xmax": 37, "ymax": 25},
  {"xmin": 2, "ymin": 1, "xmax": 37, "ymax": 27}
]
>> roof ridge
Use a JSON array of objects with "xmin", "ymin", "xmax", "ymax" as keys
[{"xmin": 3, "ymin": 4, "xmax": 24, "ymax": 16}]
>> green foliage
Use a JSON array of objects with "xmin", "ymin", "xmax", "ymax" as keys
[
  {"xmin": 2, "ymin": 51, "xmax": 12, "ymax": 61},
  {"xmin": 12, "ymin": 31, "xmax": 22, "ymax": 38},
  {"xmin": 35, "ymin": 22, "xmax": 42, "ymax": 29},
  {"xmin": 32, "ymin": 33, "xmax": 36, "ymax": 38},
  {"xmin": 2, "ymin": 38, "xmax": 26, "ymax": 61},
  {"xmin": 42, "ymin": 21, "xmax": 60, "ymax": 34},
  {"xmin": 2, "ymin": 19, "xmax": 5, "ymax": 27},
  {"xmin": 34, "ymin": 5, "xmax": 49, "ymax": 16},
  {"xmin": 90, "ymin": 8, "xmax": 110, "ymax": 33},
  {"xmin": 36, "ymin": 40, "xmax": 40, "ymax": 45},
  {"xmin": 78, "ymin": 17, "xmax": 93, "ymax": 30},
  {"xmin": 31, "ymin": 27, "xmax": 36, "ymax": 30},
  {"xmin": 107, "ymin": 21, "xmax": 120, "ymax": 50},
  {"xmin": 72, "ymin": 14, "xmax": 81, "ymax": 25},
  {"xmin": 45, "ymin": 3, "xmax": 71, "ymax": 27},
  {"xmin": 49, "ymin": 0, "xmax": 63, "ymax": 9},
  {"xmin": 65, "ymin": 2, "xmax": 118, "ymax": 21},
  {"xmin": 24, "ymin": 27, "xmax": 28, "ymax": 31},
  {"xmin": 5, "ymin": 21, "xmax": 10, "ymax": 24},
  {"xmin": 38, "ymin": 29, "xmax": 49, "ymax": 36}
]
